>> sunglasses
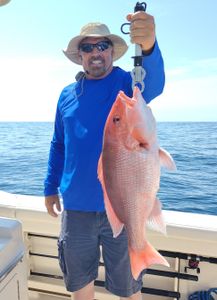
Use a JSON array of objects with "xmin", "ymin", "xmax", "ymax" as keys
[{"xmin": 79, "ymin": 40, "xmax": 112, "ymax": 53}]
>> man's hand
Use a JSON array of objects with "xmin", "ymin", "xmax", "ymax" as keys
[
  {"xmin": 127, "ymin": 11, "xmax": 156, "ymax": 54},
  {"xmin": 45, "ymin": 194, "xmax": 62, "ymax": 217}
]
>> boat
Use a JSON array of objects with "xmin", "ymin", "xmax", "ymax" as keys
[{"xmin": 0, "ymin": 190, "xmax": 217, "ymax": 300}]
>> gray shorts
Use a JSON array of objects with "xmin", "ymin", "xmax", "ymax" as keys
[{"xmin": 58, "ymin": 210, "xmax": 143, "ymax": 297}]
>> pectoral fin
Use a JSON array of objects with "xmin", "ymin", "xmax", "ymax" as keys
[
  {"xmin": 147, "ymin": 198, "xmax": 167, "ymax": 235},
  {"xmin": 159, "ymin": 148, "xmax": 177, "ymax": 171}
]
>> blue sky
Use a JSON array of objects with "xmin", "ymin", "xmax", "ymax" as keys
[{"xmin": 0, "ymin": 0, "xmax": 217, "ymax": 121}]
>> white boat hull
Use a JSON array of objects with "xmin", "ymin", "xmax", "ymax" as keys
[{"xmin": 0, "ymin": 190, "xmax": 217, "ymax": 300}]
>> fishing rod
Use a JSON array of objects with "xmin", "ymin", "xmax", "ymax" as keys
[{"xmin": 121, "ymin": 2, "xmax": 147, "ymax": 92}]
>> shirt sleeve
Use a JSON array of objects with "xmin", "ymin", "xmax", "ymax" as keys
[
  {"xmin": 44, "ymin": 96, "xmax": 65, "ymax": 196},
  {"xmin": 141, "ymin": 40, "xmax": 165, "ymax": 103}
]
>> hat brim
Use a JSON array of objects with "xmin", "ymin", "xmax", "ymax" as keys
[{"xmin": 63, "ymin": 33, "xmax": 128, "ymax": 65}]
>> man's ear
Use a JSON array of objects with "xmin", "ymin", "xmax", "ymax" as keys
[
  {"xmin": 78, "ymin": 51, "xmax": 83, "ymax": 63},
  {"xmin": 78, "ymin": 56, "xmax": 82, "ymax": 63},
  {"xmin": 111, "ymin": 48, "xmax": 114, "ymax": 59}
]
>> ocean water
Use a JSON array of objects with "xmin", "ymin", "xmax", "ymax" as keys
[{"xmin": 0, "ymin": 122, "xmax": 216, "ymax": 216}]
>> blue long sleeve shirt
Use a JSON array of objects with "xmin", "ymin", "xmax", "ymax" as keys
[{"xmin": 44, "ymin": 42, "xmax": 165, "ymax": 212}]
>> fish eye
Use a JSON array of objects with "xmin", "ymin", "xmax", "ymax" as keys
[{"xmin": 113, "ymin": 116, "xmax": 120, "ymax": 124}]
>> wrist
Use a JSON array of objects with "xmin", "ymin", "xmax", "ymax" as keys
[{"xmin": 142, "ymin": 42, "xmax": 155, "ymax": 56}]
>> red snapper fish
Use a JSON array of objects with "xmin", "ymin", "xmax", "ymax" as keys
[{"xmin": 98, "ymin": 87, "xmax": 176, "ymax": 280}]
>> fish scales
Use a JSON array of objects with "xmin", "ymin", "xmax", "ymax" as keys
[{"xmin": 105, "ymin": 147, "xmax": 159, "ymax": 249}]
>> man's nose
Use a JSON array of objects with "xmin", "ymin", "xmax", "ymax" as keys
[{"xmin": 91, "ymin": 46, "xmax": 101, "ymax": 54}]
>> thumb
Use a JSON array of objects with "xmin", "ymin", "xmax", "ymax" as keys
[{"xmin": 126, "ymin": 13, "xmax": 133, "ymax": 22}]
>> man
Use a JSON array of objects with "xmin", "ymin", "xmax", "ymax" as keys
[{"xmin": 44, "ymin": 11, "xmax": 165, "ymax": 300}]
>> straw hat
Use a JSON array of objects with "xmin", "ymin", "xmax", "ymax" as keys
[
  {"xmin": 0, "ymin": 0, "xmax": 11, "ymax": 6},
  {"xmin": 63, "ymin": 22, "xmax": 128, "ymax": 65}
]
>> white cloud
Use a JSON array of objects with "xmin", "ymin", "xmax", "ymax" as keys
[
  {"xmin": 166, "ymin": 57, "xmax": 217, "ymax": 80},
  {"xmin": 0, "ymin": 55, "xmax": 216, "ymax": 122},
  {"xmin": 148, "ymin": 57, "xmax": 217, "ymax": 121},
  {"xmin": 150, "ymin": 75, "xmax": 217, "ymax": 121},
  {"xmin": 0, "ymin": 56, "xmax": 81, "ymax": 121}
]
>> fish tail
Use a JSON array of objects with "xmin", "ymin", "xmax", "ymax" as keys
[{"xmin": 129, "ymin": 241, "xmax": 169, "ymax": 280}]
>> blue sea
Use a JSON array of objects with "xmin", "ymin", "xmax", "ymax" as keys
[{"xmin": 0, "ymin": 122, "xmax": 216, "ymax": 215}]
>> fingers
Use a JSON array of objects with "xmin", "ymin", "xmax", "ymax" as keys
[
  {"xmin": 55, "ymin": 198, "xmax": 61, "ymax": 213},
  {"xmin": 45, "ymin": 195, "xmax": 61, "ymax": 218},
  {"xmin": 126, "ymin": 11, "xmax": 156, "ymax": 52}
]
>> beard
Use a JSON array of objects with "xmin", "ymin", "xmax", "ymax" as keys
[{"xmin": 86, "ymin": 56, "xmax": 110, "ymax": 78}]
